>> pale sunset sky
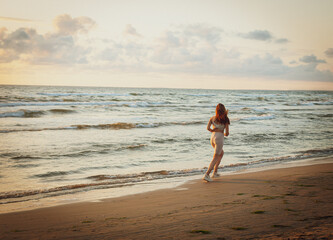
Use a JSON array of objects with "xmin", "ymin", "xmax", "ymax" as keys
[{"xmin": 0, "ymin": 0, "xmax": 332, "ymax": 90}]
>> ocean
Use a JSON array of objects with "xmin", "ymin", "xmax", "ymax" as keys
[{"xmin": 0, "ymin": 85, "xmax": 332, "ymax": 213}]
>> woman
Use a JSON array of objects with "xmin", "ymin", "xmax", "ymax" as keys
[{"xmin": 203, "ymin": 103, "xmax": 230, "ymax": 182}]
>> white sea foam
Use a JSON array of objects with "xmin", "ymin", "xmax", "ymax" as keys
[
  {"xmin": 241, "ymin": 114, "xmax": 275, "ymax": 121},
  {"xmin": 0, "ymin": 110, "xmax": 26, "ymax": 118},
  {"xmin": 286, "ymin": 101, "xmax": 333, "ymax": 106},
  {"xmin": 0, "ymin": 109, "xmax": 45, "ymax": 118},
  {"xmin": 1, "ymin": 147, "xmax": 332, "ymax": 203}
]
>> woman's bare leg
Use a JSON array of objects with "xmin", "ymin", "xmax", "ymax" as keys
[
  {"xmin": 206, "ymin": 153, "xmax": 220, "ymax": 175},
  {"xmin": 213, "ymin": 150, "xmax": 224, "ymax": 174}
]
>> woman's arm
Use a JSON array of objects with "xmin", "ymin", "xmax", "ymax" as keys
[
  {"xmin": 207, "ymin": 117, "xmax": 223, "ymax": 133},
  {"xmin": 207, "ymin": 117, "xmax": 213, "ymax": 132},
  {"xmin": 224, "ymin": 124, "xmax": 229, "ymax": 136}
]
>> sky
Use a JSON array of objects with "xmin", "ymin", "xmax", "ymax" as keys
[{"xmin": 0, "ymin": 0, "xmax": 332, "ymax": 90}]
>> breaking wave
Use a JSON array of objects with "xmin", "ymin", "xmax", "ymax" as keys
[
  {"xmin": 1, "ymin": 147, "xmax": 331, "ymax": 204},
  {"xmin": 285, "ymin": 101, "xmax": 333, "ymax": 106},
  {"xmin": 240, "ymin": 114, "xmax": 275, "ymax": 121},
  {"xmin": 0, "ymin": 120, "xmax": 206, "ymax": 133},
  {"xmin": 0, "ymin": 110, "xmax": 45, "ymax": 118},
  {"xmin": 33, "ymin": 170, "xmax": 81, "ymax": 178},
  {"xmin": 48, "ymin": 109, "xmax": 76, "ymax": 114},
  {"xmin": 73, "ymin": 122, "xmax": 136, "ymax": 130},
  {"xmin": 0, "ymin": 109, "xmax": 75, "ymax": 118},
  {"xmin": 71, "ymin": 120, "xmax": 204, "ymax": 130}
]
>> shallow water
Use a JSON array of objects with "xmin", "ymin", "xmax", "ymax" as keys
[{"xmin": 0, "ymin": 85, "xmax": 332, "ymax": 212}]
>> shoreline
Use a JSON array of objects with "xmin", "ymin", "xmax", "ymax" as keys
[
  {"xmin": 0, "ymin": 159, "xmax": 332, "ymax": 239},
  {"xmin": 1, "ymin": 156, "xmax": 332, "ymax": 215}
]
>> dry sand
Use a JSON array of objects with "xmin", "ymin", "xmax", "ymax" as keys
[{"xmin": 0, "ymin": 160, "xmax": 332, "ymax": 240}]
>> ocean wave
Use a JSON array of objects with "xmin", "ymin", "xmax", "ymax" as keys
[
  {"xmin": 235, "ymin": 93, "xmax": 282, "ymax": 98},
  {"xmin": 1, "ymin": 147, "xmax": 332, "ymax": 203},
  {"xmin": 0, "ymin": 127, "xmax": 75, "ymax": 133},
  {"xmin": 33, "ymin": 170, "xmax": 81, "ymax": 178},
  {"xmin": 237, "ymin": 107, "xmax": 274, "ymax": 115},
  {"xmin": 0, "ymin": 109, "xmax": 45, "ymax": 118},
  {"xmin": 50, "ymin": 150, "xmax": 103, "ymax": 158},
  {"xmin": 37, "ymin": 92, "xmax": 163, "ymax": 97},
  {"xmin": 0, "ymin": 101, "xmax": 171, "ymax": 108},
  {"xmin": 11, "ymin": 155, "xmax": 43, "ymax": 160},
  {"xmin": 285, "ymin": 101, "xmax": 333, "ymax": 106},
  {"xmin": 240, "ymin": 114, "xmax": 275, "ymax": 121},
  {"xmin": 317, "ymin": 113, "xmax": 333, "ymax": 118},
  {"xmin": 0, "ymin": 148, "xmax": 333, "ymax": 204},
  {"xmin": 91, "ymin": 143, "xmax": 147, "ymax": 152},
  {"xmin": 1, "ymin": 100, "xmax": 273, "ymax": 110},
  {"xmin": 5, "ymin": 143, "xmax": 148, "ymax": 161},
  {"xmin": 1, "ymin": 120, "xmax": 206, "ymax": 133},
  {"xmin": 295, "ymin": 148, "xmax": 333, "ymax": 156},
  {"xmin": 0, "ymin": 108, "xmax": 75, "ymax": 118},
  {"xmin": 0, "ymin": 182, "xmax": 116, "ymax": 201},
  {"xmin": 152, "ymin": 138, "xmax": 177, "ymax": 144},
  {"xmin": 185, "ymin": 94, "xmax": 215, "ymax": 97},
  {"xmin": 129, "ymin": 92, "xmax": 145, "ymax": 96},
  {"xmin": 0, "ymin": 168, "xmax": 204, "ymax": 202},
  {"xmin": 38, "ymin": 92, "xmax": 131, "ymax": 97},
  {"xmin": 72, "ymin": 121, "xmax": 205, "ymax": 130},
  {"xmin": 72, "ymin": 122, "xmax": 136, "ymax": 130},
  {"xmin": 121, "ymin": 144, "xmax": 147, "ymax": 150},
  {"xmin": 313, "ymin": 101, "xmax": 333, "ymax": 105},
  {"xmin": 0, "ymin": 101, "xmax": 115, "ymax": 107},
  {"xmin": 48, "ymin": 109, "xmax": 76, "ymax": 114},
  {"xmin": 242, "ymin": 133, "xmax": 277, "ymax": 142},
  {"xmin": 223, "ymin": 147, "xmax": 333, "ymax": 170},
  {"xmin": 13, "ymin": 164, "xmax": 40, "ymax": 168}
]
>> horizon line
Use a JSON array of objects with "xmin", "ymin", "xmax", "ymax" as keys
[{"xmin": 0, "ymin": 83, "xmax": 332, "ymax": 92}]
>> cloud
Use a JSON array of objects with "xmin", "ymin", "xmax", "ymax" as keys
[
  {"xmin": 240, "ymin": 30, "xmax": 289, "ymax": 44},
  {"xmin": 123, "ymin": 24, "xmax": 141, "ymax": 37},
  {"xmin": 240, "ymin": 54, "xmax": 285, "ymax": 75},
  {"xmin": 0, "ymin": 19, "xmax": 331, "ymax": 83},
  {"xmin": 151, "ymin": 24, "xmax": 222, "ymax": 66},
  {"xmin": 98, "ymin": 47, "xmax": 119, "ymax": 61},
  {"xmin": 53, "ymin": 14, "xmax": 95, "ymax": 35},
  {"xmin": 275, "ymin": 38, "xmax": 289, "ymax": 44},
  {"xmin": 0, "ymin": 15, "xmax": 92, "ymax": 64},
  {"xmin": 96, "ymin": 24, "xmax": 332, "ymax": 82},
  {"xmin": 181, "ymin": 24, "xmax": 223, "ymax": 44},
  {"xmin": 0, "ymin": 16, "xmax": 36, "ymax": 22},
  {"xmin": 324, "ymin": 48, "xmax": 333, "ymax": 58},
  {"xmin": 242, "ymin": 30, "xmax": 273, "ymax": 41},
  {"xmin": 299, "ymin": 54, "xmax": 326, "ymax": 64},
  {"xmin": 213, "ymin": 53, "xmax": 332, "ymax": 82},
  {"xmin": 284, "ymin": 62, "xmax": 332, "ymax": 82}
]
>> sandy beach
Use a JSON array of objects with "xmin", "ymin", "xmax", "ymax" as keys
[{"xmin": 1, "ymin": 160, "xmax": 332, "ymax": 240}]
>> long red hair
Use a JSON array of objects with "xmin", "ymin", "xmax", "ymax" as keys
[{"xmin": 215, "ymin": 103, "xmax": 230, "ymax": 125}]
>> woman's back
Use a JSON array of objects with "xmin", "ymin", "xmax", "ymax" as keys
[{"xmin": 211, "ymin": 117, "xmax": 225, "ymax": 130}]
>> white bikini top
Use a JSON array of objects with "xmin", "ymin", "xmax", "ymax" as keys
[{"xmin": 212, "ymin": 118, "xmax": 225, "ymax": 130}]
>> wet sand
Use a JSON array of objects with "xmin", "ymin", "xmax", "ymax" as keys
[{"xmin": 0, "ymin": 160, "xmax": 332, "ymax": 239}]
